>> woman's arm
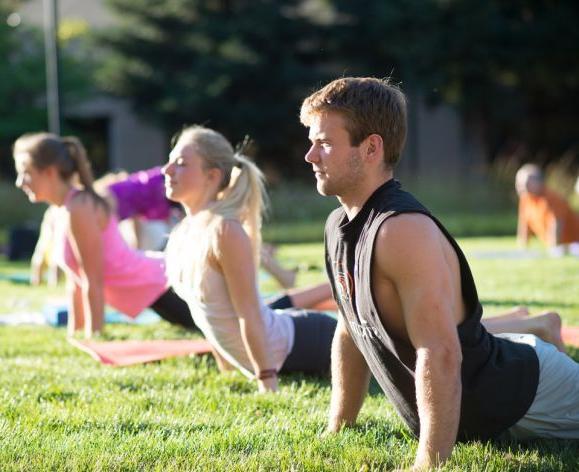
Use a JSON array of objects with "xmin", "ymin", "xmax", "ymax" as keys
[
  {"xmin": 516, "ymin": 200, "xmax": 530, "ymax": 247},
  {"xmin": 67, "ymin": 195, "xmax": 106, "ymax": 338},
  {"xmin": 66, "ymin": 274, "xmax": 84, "ymax": 336},
  {"xmin": 30, "ymin": 207, "xmax": 57, "ymax": 285},
  {"xmin": 211, "ymin": 346, "xmax": 236, "ymax": 372},
  {"xmin": 216, "ymin": 220, "xmax": 278, "ymax": 392}
]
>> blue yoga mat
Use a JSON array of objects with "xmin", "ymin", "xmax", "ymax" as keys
[
  {"xmin": 0, "ymin": 273, "xmax": 31, "ymax": 285},
  {"xmin": 43, "ymin": 303, "xmax": 161, "ymax": 327}
]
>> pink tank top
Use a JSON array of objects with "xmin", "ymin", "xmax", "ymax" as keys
[{"xmin": 58, "ymin": 190, "xmax": 168, "ymax": 317}]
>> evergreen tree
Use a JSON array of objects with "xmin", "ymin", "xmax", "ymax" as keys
[
  {"xmin": 97, "ymin": 0, "xmax": 579, "ymax": 169},
  {"xmin": 328, "ymin": 0, "xmax": 579, "ymax": 164},
  {"xmin": 0, "ymin": 1, "xmax": 46, "ymax": 140},
  {"xmin": 98, "ymin": 0, "xmax": 329, "ymax": 174},
  {"xmin": 0, "ymin": 1, "xmax": 95, "ymax": 178}
]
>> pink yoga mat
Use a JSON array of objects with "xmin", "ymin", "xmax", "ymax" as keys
[
  {"xmin": 68, "ymin": 338, "xmax": 212, "ymax": 366},
  {"xmin": 562, "ymin": 326, "xmax": 579, "ymax": 348}
]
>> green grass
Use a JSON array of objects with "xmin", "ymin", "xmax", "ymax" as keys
[
  {"xmin": 1, "ymin": 236, "xmax": 578, "ymax": 470},
  {"xmin": 263, "ymin": 177, "xmax": 518, "ymax": 243}
]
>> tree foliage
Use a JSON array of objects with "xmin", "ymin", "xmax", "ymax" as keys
[
  {"xmin": 327, "ymin": 0, "xmax": 579, "ymax": 162},
  {"xmin": 0, "ymin": 1, "xmax": 47, "ymax": 139},
  {"xmin": 0, "ymin": 1, "xmax": 95, "ymax": 177},
  {"xmin": 97, "ymin": 0, "xmax": 330, "ymax": 174},
  {"xmin": 97, "ymin": 0, "xmax": 579, "ymax": 170}
]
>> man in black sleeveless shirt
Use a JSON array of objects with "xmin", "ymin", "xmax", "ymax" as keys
[{"xmin": 299, "ymin": 77, "xmax": 579, "ymax": 469}]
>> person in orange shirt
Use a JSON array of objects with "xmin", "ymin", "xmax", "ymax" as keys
[{"xmin": 516, "ymin": 164, "xmax": 579, "ymax": 256}]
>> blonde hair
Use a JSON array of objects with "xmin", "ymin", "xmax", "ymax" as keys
[
  {"xmin": 300, "ymin": 77, "xmax": 407, "ymax": 169},
  {"xmin": 13, "ymin": 132, "xmax": 109, "ymax": 211},
  {"xmin": 165, "ymin": 126, "xmax": 268, "ymax": 293}
]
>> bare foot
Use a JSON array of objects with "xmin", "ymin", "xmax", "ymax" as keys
[
  {"xmin": 532, "ymin": 311, "xmax": 566, "ymax": 352},
  {"xmin": 260, "ymin": 245, "xmax": 297, "ymax": 289},
  {"xmin": 501, "ymin": 306, "xmax": 530, "ymax": 319},
  {"xmin": 261, "ymin": 243, "xmax": 277, "ymax": 259},
  {"xmin": 273, "ymin": 267, "xmax": 297, "ymax": 289}
]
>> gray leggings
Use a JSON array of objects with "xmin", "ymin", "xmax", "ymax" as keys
[{"xmin": 268, "ymin": 295, "xmax": 337, "ymax": 376}]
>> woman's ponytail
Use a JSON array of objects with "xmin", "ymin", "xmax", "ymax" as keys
[
  {"xmin": 62, "ymin": 136, "xmax": 94, "ymax": 190},
  {"xmin": 214, "ymin": 152, "xmax": 268, "ymax": 261}
]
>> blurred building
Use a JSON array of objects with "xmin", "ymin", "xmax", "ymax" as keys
[{"xmin": 401, "ymin": 96, "xmax": 487, "ymax": 178}]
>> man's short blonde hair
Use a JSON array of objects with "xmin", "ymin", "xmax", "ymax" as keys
[{"xmin": 300, "ymin": 77, "xmax": 407, "ymax": 168}]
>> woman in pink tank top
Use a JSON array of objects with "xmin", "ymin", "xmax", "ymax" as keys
[{"xmin": 13, "ymin": 132, "xmax": 197, "ymax": 338}]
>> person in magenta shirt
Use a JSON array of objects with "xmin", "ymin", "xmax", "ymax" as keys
[
  {"xmin": 94, "ymin": 166, "xmax": 180, "ymax": 252},
  {"xmin": 13, "ymin": 132, "xmax": 196, "ymax": 338},
  {"xmin": 105, "ymin": 166, "xmax": 171, "ymax": 221}
]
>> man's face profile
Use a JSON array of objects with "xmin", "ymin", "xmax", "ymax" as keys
[{"xmin": 304, "ymin": 111, "xmax": 363, "ymax": 198}]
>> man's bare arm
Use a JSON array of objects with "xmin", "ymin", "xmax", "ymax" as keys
[
  {"xmin": 516, "ymin": 211, "xmax": 530, "ymax": 247},
  {"xmin": 327, "ymin": 317, "xmax": 371, "ymax": 432},
  {"xmin": 548, "ymin": 217, "xmax": 563, "ymax": 247},
  {"xmin": 375, "ymin": 215, "xmax": 463, "ymax": 469}
]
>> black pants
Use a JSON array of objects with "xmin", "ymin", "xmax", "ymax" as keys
[
  {"xmin": 268, "ymin": 294, "xmax": 337, "ymax": 376},
  {"xmin": 149, "ymin": 287, "xmax": 198, "ymax": 331}
]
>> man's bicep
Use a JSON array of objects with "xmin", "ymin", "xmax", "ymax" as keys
[{"xmin": 374, "ymin": 216, "xmax": 459, "ymax": 349}]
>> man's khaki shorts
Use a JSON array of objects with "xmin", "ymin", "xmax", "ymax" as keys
[{"xmin": 497, "ymin": 333, "xmax": 579, "ymax": 440}]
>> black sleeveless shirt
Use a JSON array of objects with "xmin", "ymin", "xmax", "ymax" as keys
[{"xmin": 324, "ymin": 179, "xmax": 539, "ymax": 441}]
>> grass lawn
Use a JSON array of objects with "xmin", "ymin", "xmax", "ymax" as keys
[{"xmin": 1, "ymin": 237, "xmax": 578, "ymax": 471}]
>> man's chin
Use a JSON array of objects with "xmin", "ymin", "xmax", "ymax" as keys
[
  {"xmin": 312, "ymin": 173, "xmax": 339, "ymax": 196},
  {"xmin": 316, "ymin": 182, "xmax": 336, "ymax": 197}
]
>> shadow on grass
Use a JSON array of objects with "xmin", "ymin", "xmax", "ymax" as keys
[
  {"xmin": 349, "ymin": 418, "xmax": 415, "ymax": 442},
  {"xmin": 481, "ymin": 299, "xmax": 576, "ymax": 310},
  {"xmin": 280, "ymin": 372, "xmax": 386, "ymax": 398},
  {"xmin": 489, "ymin": 436, "xmax": 579, "ymax": 469},
  {"xmin": 40, "ymin": 417, "xmax": 220, "ymax": 437}
]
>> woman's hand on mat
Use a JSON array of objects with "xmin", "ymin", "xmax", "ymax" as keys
[
  {"xmin": 257, "ymin": 376, "xmax": 278, "ymax": 393},
  {"xmin": 30, "ymin": 261, "xmax": 43, "ymax": 286}
]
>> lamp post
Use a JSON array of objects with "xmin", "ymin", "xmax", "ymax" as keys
[{"xmin": 43, "ymin": 0, "xmax": 61, "ymax": 135}]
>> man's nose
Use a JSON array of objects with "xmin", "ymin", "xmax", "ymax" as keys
[{"xmin": 304, "ymin": 145, "xmax": 318, "ymax": 164}]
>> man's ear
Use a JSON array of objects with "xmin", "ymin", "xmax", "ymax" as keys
[{"xmin": 363, "ymin": 134, "xmax": 384, "ymax": 163}]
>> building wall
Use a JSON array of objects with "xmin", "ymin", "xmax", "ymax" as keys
[
  {"xmin": 400, "ymin": 96, "xmax": 486, "ymax": 177},
  {"xmin": 19, "ymin": 0, "xmax": 113, "ymax": 29},
  {"xmin": 66, "ymin": 96, "xmax": 167, "ymax": 172}
]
